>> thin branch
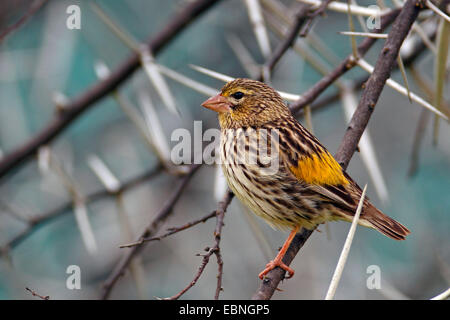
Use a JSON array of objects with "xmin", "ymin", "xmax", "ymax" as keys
[
  {"xmin": 120, "ymin": 210, "xmax": 217, "ymax": 248},
  {"xmin": 25, "ymin": 287, "xmax": 50, "ymax": 300},
  {"xmin": 299, "ymin": 0, "xmax": 334, "ymax": 36},
  {"xmin": 259, "ymin": 3, "xmax": 310, "ymax": 81},
  {"xmin": 0, "ymin": 0, "xmax": 222, "ymax": 181},
  {"xmin": 0, "ymin": 0, "xmax": 50, "ymax": 43},
  {"xmin": 100, "ymin": 164, "xmax": 201, "ymax": 300},
  {"xmin": 163, "ymin": 191, "xmax": 233, "ymax": 300}
]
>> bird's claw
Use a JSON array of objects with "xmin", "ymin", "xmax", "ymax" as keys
[{"xmin": 258, "ymin": 259, "xmax": 295, "ymax": 279}]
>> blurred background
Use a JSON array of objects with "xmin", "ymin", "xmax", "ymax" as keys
[{"xmin": 0, "ymin": 0, "xmax": 449, "ymax": 300}]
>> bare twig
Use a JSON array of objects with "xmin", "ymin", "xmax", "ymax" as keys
[
  {"xmin": 163, "ymin": 191, "xmax": 233, "ymax": 300},
  {"xmin": 100, "ymin": 164, "xmax": 201, "ymax": 300},
  {"xmin": 120, "ymin": 210, "xmax": 218, "ymax": 248},
  {"xmin": 259, "ymin": 3, "xmax": 310, "ymax": 81},
  {"xmin": 299, "ymin": 0, "xmax": 334, "ymax": 36},
  {"xmin": 25, "ymin": 287, "xmax": 50, "ymax": 300}
]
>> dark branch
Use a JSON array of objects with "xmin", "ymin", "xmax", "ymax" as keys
[
  {"xmin": 119, "ymin": 209, "xmax": 217, "ymax": 248},
  {"xmin": 25, "ymin": 287, "xmax": 50, "ymax": 300}
]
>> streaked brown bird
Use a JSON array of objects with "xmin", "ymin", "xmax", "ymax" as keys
[{"xmin": 202, "ymin": 78, "xmax": 410, "ymax": 279}]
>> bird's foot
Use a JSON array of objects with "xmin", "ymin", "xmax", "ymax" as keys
[{"xmin": 258, "ymin": 258, "xmax": 295, "ymax": 280}]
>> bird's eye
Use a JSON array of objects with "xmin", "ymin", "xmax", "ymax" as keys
[{"xmin": 231, "ymin": 91, "xmax": 244, "ymax": 100}]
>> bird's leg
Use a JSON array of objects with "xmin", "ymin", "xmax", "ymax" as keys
[{"xmin": 258, "ymin": 226, "xmax": 300, "ymax": 279}]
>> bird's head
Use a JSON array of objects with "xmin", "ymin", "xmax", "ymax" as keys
[{"xmin": 201, "ymin": 78, "xmax": 291, "ymax": 129}]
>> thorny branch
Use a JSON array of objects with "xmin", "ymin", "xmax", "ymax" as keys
[
  {"xmin": 289, "ymin": 7, "xmax": 402, "ymax": 115},
  {"xmin": 100, "ymin": 164, "xmax": 201, "ymax": 300},
  {"xmin": 163, "ymin": 191, "xmax": 234, "ymax": 300},
  {"xmin": 253, "ymin": 0, "xmax": 423, "ymax": 300},
  {"xmin": 0, "ymin": 164, "xmax": 164, "ymax": 255},
  {"xmin": 335, "ymin": 0, "xmax": 424, "ymax": 169}
]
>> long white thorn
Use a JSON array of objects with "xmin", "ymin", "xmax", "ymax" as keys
[
  {"xmin": 137, "ymin": 89, "xmax": 172, "ymax": 164},
  {"xmin": 156, "ymin": 64, "xmax": 218, "ymax": 97},
  {"xmin": 297, "ymin": 0, "xmax": 389, "ymax": 16},
  {"xmin": 188, "ymin": 64, "xmax": 302, "ymax": 101},
  {"xmin": 357, "ymin": 59, "xmax": 448, "ymax": 120},
  {"xmin": 325, "ymin": 184, "xmax": 367, "ymax": 300},
  {"xmin": 140, "ymin": 46, "xmax": 179, "ymax": 116},
  {"xmin": 431, "ymin": 287, "xmax": 450, "ymax": 300},
  {"xmin": 87, "ymin": 155, "xmax": 121, "ymax": 194},
  {"xmin": 426, "ymin": 0, "xmax": 450, "ymax": 23},
  {"xmin": 245, "ymin": 0, "xmax": 272, "ymax": 59}
]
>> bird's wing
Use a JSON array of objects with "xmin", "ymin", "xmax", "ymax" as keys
[{"xmin": 275, "ymin": 118, "xmax": 358, "ymax": 210}]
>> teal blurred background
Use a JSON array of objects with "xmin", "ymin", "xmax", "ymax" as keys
[{"xmin": 0, "ymin": 0, "xmax": 449, "ymax": 299}]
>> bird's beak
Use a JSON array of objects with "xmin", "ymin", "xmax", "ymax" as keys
[{"xmin": 201, "ymin": 94, "xmax": 231, "ymax": 113}]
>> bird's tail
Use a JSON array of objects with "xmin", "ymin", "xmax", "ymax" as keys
[{"xmin": 361, "ymin": 204, "xmax": 410, "ymax": 240}]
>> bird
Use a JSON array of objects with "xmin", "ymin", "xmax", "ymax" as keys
[{"xmin": 201, "ymin": 78, "xmax": 410, "ymax": 280}]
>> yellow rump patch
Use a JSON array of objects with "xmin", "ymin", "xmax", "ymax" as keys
[{"xmin": 289, "ymin": 151, "xmax": 349, "ymax": 185}]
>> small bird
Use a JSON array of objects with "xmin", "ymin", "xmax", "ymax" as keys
[{"xmin": 202, "ymin": 78, "xmax": 410, "ymax": 279}]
